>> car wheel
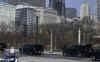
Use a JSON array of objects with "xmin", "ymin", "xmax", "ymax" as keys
[
  {"xmin": 94, "ymin": 58, "xmax": 97, "ymax": 61},
  {"xmin": 62, "ymin": 52, "xmax": 65, "ymax": 56},
  {"xmin": 77, "ymin": 53, "xmax": 83, "ymax": 57}
]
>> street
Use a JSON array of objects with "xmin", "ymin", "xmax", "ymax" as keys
[{"xmin": 18, "ymin": 55, "xmax": 98, "ymax": 62}]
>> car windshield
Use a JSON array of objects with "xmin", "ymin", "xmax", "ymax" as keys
[{"xmin": 70, "ymin": 45, "xmax": 84, "ymax": 49}]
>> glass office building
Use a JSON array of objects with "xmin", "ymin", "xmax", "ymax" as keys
[
  {"xmin": 49, "ymin": 0, "xmax": 66, "ymax": 16},
  {"xmin": 15, "ymin": 8, "xmax": 36, "ymax": 36},
  {"xmin": 95, "ymin": 0, "xmax": 100, "ymax": 21},
  {"xmin": 8, "ymin": 0, "xmax": 46, "ymax": 8},
  {"xmin": 65, "ymin": 8, "xmax": 77, "ymax": 18}
]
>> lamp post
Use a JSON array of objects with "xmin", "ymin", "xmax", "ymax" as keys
[
  {"xmin": 78, "ymin": 27, "xmax": 81, "ymax": 45},
  {"xmin": 50, "ymin": 30, "xmax": 53, "ymax": 52},
  {"xmin": 54, "ymin": 35, "xmax": 56, "ymax": 50}
]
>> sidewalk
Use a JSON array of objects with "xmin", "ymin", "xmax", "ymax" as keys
[{"xmin": 43, "ymin": 51, "xmax": 62, "ymax": 56}]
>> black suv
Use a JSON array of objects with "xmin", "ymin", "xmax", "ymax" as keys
[
  {"xmin": 22, "ymin": 44, "xmax": 44, "ymax": 55},
  {"xmin": 92, "ymin": 44, "xmax": 100, "ymax": 61},
  {"xmin": 62, "ymin": 44, "xmax": 94, "ymax": 57}
]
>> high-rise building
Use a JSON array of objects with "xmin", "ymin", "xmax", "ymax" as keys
[
  {"xmin": 95, "ymin": 0, "xmax": 100, "ymax": 21},
  {"xmin": 0, "ymin": 4, "xmax": 16, "ymax": 32},
  {"xmin": 49, "ymin": 0, "xmax": 65, "ymax": 16},
  {"xmin": 65, "ymin": 8, "xmax": 77, "ymax": 18},
  {"xmin": 80, "ymin": 2, "xmax": 90, "ymax": 19},
  {"xmin": 95, "ymin": 0, "xmax": 100, "ymax": 34},
  {"xmin": 8, "ymin": 0, "xmax": 46, "ymax": 8},
  {"xmin": 15, "ymin": 7, "xmax": 36, "ymax": 36},
  {"xmin": 39, "ymin": 8, "xmax": 61, "ymax": 24}
]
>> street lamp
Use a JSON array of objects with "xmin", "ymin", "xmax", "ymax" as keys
[
  {"xmin": 50, "ymin": 30, "xmax": 53, "ymax": 52},
  {"xmin": 54, "ymin": 35, "xmax": 57, "ymax": 50},
  {"xmin": 78, "ymin": 27, "xmax": 81, "ymax": 45},
  {"xmin": 73, "ymin": 18, "xmax": 81, "ymax": 45}
]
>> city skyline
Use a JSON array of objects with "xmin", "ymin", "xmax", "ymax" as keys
[
  {"xmin": 46, "ymin": 0, "xmax": 94, "ymax": 16},
  {"xmin": 0, "ymin": 0, "xmax": 98, "ymax": 53},
  {"xmin": 66, "ymin": 0, "xmax": 94, "ymax": 16},
  {"xmin": 49, "ymin": 0, "xmax": 66, "ymax": 16},
  {"xmin": 0, "ymin": 0, "xmax": 95, "ymax": 16}
]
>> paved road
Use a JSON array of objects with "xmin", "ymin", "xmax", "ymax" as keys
[{"xmin": 18, "ymin": 55, "xmax": 98, "ymax": 62}]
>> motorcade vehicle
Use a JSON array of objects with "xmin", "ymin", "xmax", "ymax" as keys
[
  {"xmin": 0, "ymin": 56, "xmax": 18, "ymax": 62},
  {"xmin": 62, "ymin": 44, "xmax": 94, "ymax": 57},
  {"xmin": 22, "ymin": 44, "xmax": 44, "ymax": 55},
  {"xmin": 92, "ymin": 44, "xmax": 100, "ymax": 61}
]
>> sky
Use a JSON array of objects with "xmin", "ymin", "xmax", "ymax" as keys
[
  {"xmin": 46, "ymin": 0, "xmax": 95, "ymax": 16},
  {"xmin": 66, "ymin": 0, "xmax": 95, "ymax": 16}
]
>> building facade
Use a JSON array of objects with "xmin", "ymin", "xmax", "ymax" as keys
[
  {"xmin": 39, "ymin": 8, "xmax": 61, "ymax": 24},
  {"xmin": 49, "ymin": 0, "xmax": 66, "ymax": 16},
  {"xmin": 0, "ymin": 4, "xmax": 16, "ymax": 32},
  {"xmin": 65, "ymin": 8, "xmax": 77, "ymax": 18},
  {"xmin": 15, "ymin": 7, "xmax": 37, "ymax": 36},
  {"xmin": 95, "ymin": 0, "xmax": 100, "ymax": 34},
  {"xmin": 95, "ymin": 0, "xmax": 100, "ymax": 21},
  {"xmin": 80, "ymin": 2, "xmax": 90, "ymax": 19},
  {"xmin": 8, "ymin": 0, "xmax": 46, "ymax": 8}
]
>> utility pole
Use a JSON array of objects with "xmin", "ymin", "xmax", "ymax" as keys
[
  {"xmin": 35, "ymin": 16, "xmax": 39, "ymax": 44},
  {"xmin": 54, "ymin": 35, "xmax": 57, "ymax": 50}
]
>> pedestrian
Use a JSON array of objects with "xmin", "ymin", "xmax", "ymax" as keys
[{"xmin": 9, "ymin": 47, "xmax": 16, "ymax": 56}]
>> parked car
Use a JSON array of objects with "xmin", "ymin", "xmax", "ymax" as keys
[
  {"xmin": 0, "ymin": 56, "xmax": 18, "ymax": 62},
  {"xmin": 92, "ymin": 44, "xmax": 100, "ymax": 61},
  {"xmin": 22, "ymin": 44, "xmax": 44, "ymax": 55},
  {"xmin": 62, "ymin": 44, "xmax": 94, "ymax": 57}
]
